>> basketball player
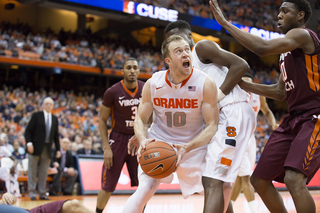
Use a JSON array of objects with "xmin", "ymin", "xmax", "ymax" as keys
[
  {"xmin": 230, "ymin": 73, "xmax": 277, "ymax": 213},
  {"xmin": 165, "ymin": 20, "xmax": 256, "ymax": 213},
  {"xmin": 122, "ymin": 35, "xmax": 219, "ymax": 213},
  {"xmin": 0, "ymin": 192, "xmax": 95, "ymax": 213},
  {"xmin": 95, "ymin": 57, "xmax": 144, "ymax": 213},
  {"xmin": 210, "ymin": 0, "xmax": 320, "ymax": 212}
]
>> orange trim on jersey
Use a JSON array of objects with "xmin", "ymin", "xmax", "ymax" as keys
[
  {"xmin": 303, "ymin": 117, "xmax": 320, "ymax": 170},
  {"xmin": 305, "ymin": 55, "xmax": 320, "ymax": 92},
  {"xmin": 181, "ymin": 68, "xmax": 193, "ymax": 87},
  {"xmin": 165, "ymin": 68, "xmax": 194, "ymax": 88},
  {"xmin": 165, "ymin": 70, "xmax": 172, "ymax": 87},
  {"xmin": 220, "ymin": 157, "xmax": 232, "ymax": 167},
  {"xmin": 111, "ymin": 106, "xmax": 115, "ymax": 129},
  {"xmin": 120, "ymin": 80, "xmax": 139, "ymax": 98}
]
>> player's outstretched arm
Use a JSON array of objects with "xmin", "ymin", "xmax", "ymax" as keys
[
  {"xmin": 239, "ymin": 74, "xmax": 286, "ymax": 101},
  {"xmin": 195, "ymin": 40, "xmax": 249, "ymax": 97},
  {"xmin": 209, "ymin": 0, "xmax": 314, "ymax": 56}
]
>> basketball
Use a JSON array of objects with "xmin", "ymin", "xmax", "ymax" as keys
[{"xmin": 140, "ymin": 141, "xmax": 177, "ymax": 179}]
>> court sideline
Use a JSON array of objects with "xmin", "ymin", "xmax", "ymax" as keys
[{"xmin": 15, "ymin": 190, "xmax": 320, "ymax": 213}]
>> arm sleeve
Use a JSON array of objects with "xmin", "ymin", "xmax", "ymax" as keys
[{"xmin": 102, "ymin": 87, "xmax": 114, "ymax": 108}]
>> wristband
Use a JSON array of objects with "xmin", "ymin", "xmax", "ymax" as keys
[{"xmin": 27, "ymin": 142, "xmax": 33, "ymax": 146}]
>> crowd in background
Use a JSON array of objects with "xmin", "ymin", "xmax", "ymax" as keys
[{"xmin": 0, "ymin": 22, "xmax": 166, "ymax": 74}]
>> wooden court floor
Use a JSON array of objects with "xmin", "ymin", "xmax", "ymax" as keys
[{"xmin": 14, "ymin": 190, "xmax": 320, "ymax": 213}]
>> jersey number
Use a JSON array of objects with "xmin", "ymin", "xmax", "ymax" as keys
[
  {"xmin": 280, "ymin": 61, "xmax": 287, "ymax": 81},
  {"xmin": 131, "ymin": 106, "xmax": 137, "ymax": 120},
  {"xmin": 165, "ymin": 112, "xmax": 186, "ymax": 127}
]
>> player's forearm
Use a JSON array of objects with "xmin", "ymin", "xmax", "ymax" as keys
[
  {"xmin": 239, "ymin": 80, "xmax": 285, "ymax": 101},
  {"xmin": 133, "ymin": 117, "xmax": 148, "ymax": 144},
  {"xmin": 265, "ymin": 110, "xmax": 277, "ymax": 130},
  {"xmin": 222, "ymin": 21, "xmax": 269, "ymax": 56},
  {"xmin": 185, "ymin": 122, "xmax": 218, "ymax": 152},
  {"xmin": 220, "ymin": 60, "xmax": 249, "ymax": 95},
  {"xmin": 99, "ymin": 118, "xmax": 110, "ymax": 150}
]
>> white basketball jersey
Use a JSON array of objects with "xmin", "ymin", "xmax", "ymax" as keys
[
  {"xmin": 148, "ymin": 68, "xmax": 208, "ymax": 145},
  {"xmin": 191, "ymin": 43, "xmax": 249, "ymax": 108},
  {"xmin": 249, "ymin": 93, "xmax": 260, "ymax": 117}
]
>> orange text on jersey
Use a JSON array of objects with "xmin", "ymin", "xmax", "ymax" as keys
[{"xmin": 153, "ymin": 98, "xmax": 198, "ymax": 109}]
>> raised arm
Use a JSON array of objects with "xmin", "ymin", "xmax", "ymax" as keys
[
  {"xmin": 196, "ymin": 40, "xmax": 250, "ymax": 96},
  {"xmin": 239, "ymin": 74, "xmax": 286, "ymax": 101},
  {"xmin": 209, "ymin": 0, "xmax": 314, "ymax": 56}
]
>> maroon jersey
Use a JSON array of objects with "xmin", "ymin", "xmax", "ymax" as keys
[
  {"xmin": 102, "ymin": 80, "xmax": 144, "ymax": 134},
  {"xmin": 279, "ymin": 28, "xmax": 320, "ymax": 112}
]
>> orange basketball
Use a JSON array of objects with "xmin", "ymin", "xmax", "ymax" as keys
[{"xmin": 140, "ymin": 141, "xmax": 177, "ymax": 179}]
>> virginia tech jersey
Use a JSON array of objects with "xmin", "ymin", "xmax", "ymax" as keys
[
  {"xmin": 148, "ymin": 68, "xmax": 208, "ymax": 144},
  {"xmin": 191, "ymin": 43, "xmax": 249, "ymax": 109},
  {"xmin": 102, "ymin": 80, "xmax": 144, "ymax": 134},
  {"xmin": 279, "ymin": 28, "xmax": 320, "ymax": 112}
]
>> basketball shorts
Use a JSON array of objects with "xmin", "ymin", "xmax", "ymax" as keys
[
  {"xmin": 253, "ymin": 108, "xmax": 320, "ymax": 184},
  {"xmin": 203, "ymin": 101, "xmax": 256, "ymax": 183},
  {"xmin": 138, "ymin": 145, "xmax": 207, "ymax": 199},
  {"xmin": 101, "ymin": 131, "xmax": 139, "ymax": 192},
  {"xmin": 238, "ymin": 135, "xmax": 256, "ymax": 177}
]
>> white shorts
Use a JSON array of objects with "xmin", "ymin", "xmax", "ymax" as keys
[
  {"xmin": 238, "ymin": 134, "xmax": 256, "ymax": 176},
  {"xmin": 138, "ymin": 145, "xmax": 206, "ymax": 199},
  {"xmin": 203, "ymin": 101, "xmax": 256, "ymax": 183}
]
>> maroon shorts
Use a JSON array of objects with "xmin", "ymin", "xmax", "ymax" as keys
[
  {"xmin": 253, "ymin": 108, "xmax": 320, "ymax": 184},
  {"xmin": 29, "ymin": 200, "xmax": 67, "ymax": 213},
  {"xmin": 101, "ymin": 131, "xmax": 139, "ymax": 192}
]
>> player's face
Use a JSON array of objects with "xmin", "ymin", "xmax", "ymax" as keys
[
  {"xmin": 122, "ymin": 60, "xmax": 140, "ymax": 82},
  {"xmin": 277, "ymin": 2, "xmax": 301, "ymax": 34},
  {"xmin": 166, "ymin": 28, "xmax": 194, "ymax": 49},
  {"xmin": 166, "ymin": 39, "xmax": 192, "ymax": 77}
]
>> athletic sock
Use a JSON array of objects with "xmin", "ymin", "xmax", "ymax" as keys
[
  {"xmin": 248, "ymin": 200, "xmax": 258, "ymax": 213},
  {"xmin": 96, "ymin": 207, "xmax": 103, "ymax": 213},
  {"xmin": 231, "ymin": 200, "xmax": 235, "ymax": 206}
]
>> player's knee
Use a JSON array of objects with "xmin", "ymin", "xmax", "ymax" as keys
[
  {"xmin": 284, "ymin": 169, "xmax": 306, "ymax": 191},
  {"xmin": 69, "ymin": 199, "xmax": 81, "ymax": 210},
  {"xmin": 202, "ymin": 176, "xmax": 223, "ymax": 190},
  {"xmin": 250, "ymin": 175, "xmax": 259, "ymax": 188}
]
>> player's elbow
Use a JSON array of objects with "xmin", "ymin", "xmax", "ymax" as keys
[{"xmin": 254, "ymin": 46, "xmax": 270, "ymax": 57}]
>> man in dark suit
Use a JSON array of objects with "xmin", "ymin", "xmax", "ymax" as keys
[
  {"xmin": 76, "ymin": 139, "xmax": 97, "ymax": 155},
  {"xmin": 25, "ymin": 97, "xmax": 61, "ymax": 201},
  {"xmin": 50, "ymin": 137, "xmax": 78, "ymax": 196}
]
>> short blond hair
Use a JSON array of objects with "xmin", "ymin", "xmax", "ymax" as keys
[{"xmin": 161, "ymin": 35, "xmax": 186, "ymax": 58}]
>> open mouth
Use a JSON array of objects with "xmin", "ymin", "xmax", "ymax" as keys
[{"xmin": 183, "ymin": 61, "xmax": 190, "ymax": 68}]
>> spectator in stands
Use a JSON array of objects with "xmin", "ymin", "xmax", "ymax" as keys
[
  {"xmin": 69, "ymin": 142, "xmax": 78, "ymax": 155},
  {"xmin": 0, "ymin": 135, "xmax": 21, "ymax": 197},
  {"xmin": 1, "ymin": 133, "xmax": 13, "ymax": 152},
  {"xmin": 92, "ymin": 142, "xmax": 103, "ymax": 155},
  {"xmin": 25, "ymin": 97, "xmax": 61, "ymax": 201},
  {"xmin": 76, "ymin": 139, "xmax": 97, "ymax": 155},
  {"xmin": 50, "ymin": 137, "xmax": 78, "ymax": 196},
  {"xmin": 11, "ymin": 139, "xmax": 25, "ymax": 160}
]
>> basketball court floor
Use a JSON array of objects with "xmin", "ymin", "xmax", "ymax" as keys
[{"xmin": 15, "ymin": 190, "xmax": 320, "ymax": 213}]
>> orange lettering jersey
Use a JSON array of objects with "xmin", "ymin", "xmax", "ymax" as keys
[{"xmin": 148, "ymin": 68, "xmax": 208, "ymax": 144}]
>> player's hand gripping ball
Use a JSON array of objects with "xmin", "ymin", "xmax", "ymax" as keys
[{"xmin": 139, "ymin": 141, "xmax": 177, "ymax": 179}]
